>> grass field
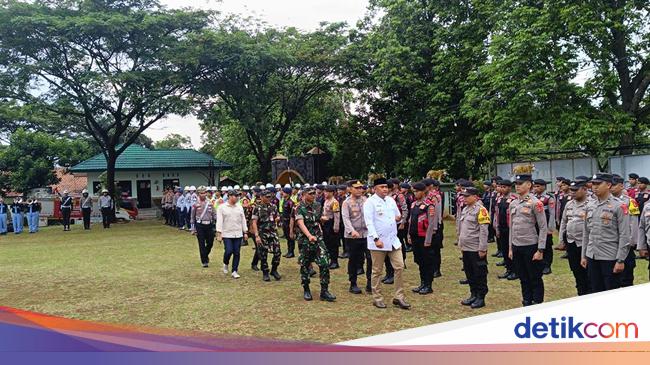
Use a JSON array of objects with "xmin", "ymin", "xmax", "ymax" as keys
[{"xmin": 1, "ymin": 219, "xmax": 648, "ymax": 343}]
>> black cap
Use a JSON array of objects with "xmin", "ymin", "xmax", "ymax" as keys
[
  {"xmin": 575, "ymin": 176, "xmax": 590, "ymax": 182},
  {"xmin": 388, "ymin": 178, "xmax": 400, "ymax": 185},
  {"xmin": 264, "ymin": 187, "xmax": 277, "ymax": 196},
  {"xmin": 337, "ymin": 184, "xmax": 347, "ymax": 191},
  {"xmin": 412, "ymin": 182, "xmax": 426, "ymax": 192},
  {"xmin": 639, "ymin": 177, "xmax": 650, "ymax": 184},
  {"xmin": 557, "ymin": 177, "xmax": 571, "ymax": 184},
  {"xmin": 591, "ymin": 173, "xmax": 613, "ymax": 183},
  {"xmin": 629, "ymin": 173, "xmax": 639, "ymax": 179},
  {"xmin": 555, "ymin": 176, "xmax": 565, "ymax": 181},
  {"xmin": 497, "ymin": 179, "xmax": 512, "ymax": 186},
  {"xmin": 431, "ymin": 179, "xmax": 441, "ymax": 187},
  {"xmin": 252, "ymin": 187, "xmax": 262, "ymax": 193},
  {"xmin": 612, "ymin": 176, "xmax": 625, "ymax": 185},
  {"xmin": 483, "ymin": 180, "xmax": 492, "ymax": 186},
  {"xmin": 373, "ymin": 177, "xmax": 388, "ymax": 187},
  {"xmin": 315, "ymin": 184, "xmax": 324, "ymax": 190},
  {"xmin": 304, "ymin": 186, "xmax": 316, "ymax": 192},
  {"xmin": 533, "ymin": 179, "xmax": 547, "ymax": 186},
  {"xmin": 423, "ymin": 178, "xmax": 434, "ymax": 186},
  {"xmin": 455, "ymin": 178, "xmax": 467, "ymax": 185},
  {"xmin": 460, "ymin": 187, "xmax": 480, "ymax": 196},
  {"xmin": 491, "ymin": 175, "xmax": 503, "ymax": 181},
  {"xmin": 325, "ymin": 185, "xmax": 336, "ymax": 192},
  {"xmin": 282, "ymin": 187, "xmax": 292, "ymax": 194},
  {"xmin": 514, "ymin": 174, "xmax": 533, "ymax": 183},
  {"xmin": 400, "ymin": 182, "xmax": 411, "ymax": 189},
  {"xmin": 460, "ymin": 180, "xmax": 474, "ymax": 188},
  {"xmin": 569, "ymin": 181, "xmax": 586, "ymax": 190}
]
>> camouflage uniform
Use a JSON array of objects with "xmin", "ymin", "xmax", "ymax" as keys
[
  {"xmin": 296, "ymin": 201, "xmax": 330, "ymax": 289},
  {"xmin": 252, "ymin": 202, "xmax": 281, "ymax": 274}
]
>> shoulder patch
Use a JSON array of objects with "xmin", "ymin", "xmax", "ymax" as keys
[
  {"xmin": 478, "ymin": 207, "xmax": 491, "ymax": 224},
  {"xmin": 549, "ymin": 199, "xmax": 555, "ymax": 208},
  {"xmin": 536, "ymin": 200, "xmax": 544, "ymax": 213},
  {"xmin": 621, "ymin": 203, "xmax": 628, "ymax": 215},
  {"xmin": 332, "ymin": 200, "xmax": 340, "ymax": 212},
  {"xmin": 629, "ymin": 199, "xmax": 640, "ymax": 215}
]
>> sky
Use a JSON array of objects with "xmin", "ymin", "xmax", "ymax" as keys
[{"xmin": 145, "ymin": 0, "xmax": 370, "ymax": 148}]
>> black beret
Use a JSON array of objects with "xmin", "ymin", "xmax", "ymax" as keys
[
  {"xmin": 514, "ymin": 174, "xmax": 533, "ymax": 182},
  {"xmin": 483, "ymin": 180, "xmax": 492, "ymax": 186},
  {"xmin": 639, "ymin": 177, "xmax": 650, "ymax": 184},
  {"xmin": 497, "ymin": 179, "xmax": 512, "ymax": 186},
  {"xmin": 412, "ymin": 182, "xmax": 426, "ymax": 192},
  {"xmin": 533, "ymin": 179, "xmax": 548, "ymax": 185},
  {"xmin": 491, "ymin": 175, "xmax": 503, "ymax": 181},
  {"xmin": 431, "ymin": 179, "xmax": 441, "ymax": 187},
  {"xmin": 423, "ymin": 178, "xmax": 434, "ymax": 186},
  {"xmin": 337, "ymin": 184, "xmax": 347, "ymax": 191},
  {"xmin": 264, "ymin": 187, "xmax": 277, "ymax": 195},
  {"xmin": 629, "ymin": 173, "xmax": 639, "ymax": 179},
  {"xmin": 315, "ymin": 184, "xmax": 324, "ymax": 190},
  {"xmin": 460, "ymin": 187, "xmax": 480, "ymax": 196},
  {"xmin": 460, "ymin": 180, "xmax": 474, "ymax": 188},
  {"xmin": 373, "ymin": 177, "xmax": 388, "ymax": 186},
  {"xmin": 282, "ymin": 187, "xmax": 292, "ymax": 194},
  {"xmin": 325, "ymin": 185, "xmax": 336, "ymax": 192},
  {"xmin": 400, "ymin": 182, "xmax": 411, "ymax": 189}
]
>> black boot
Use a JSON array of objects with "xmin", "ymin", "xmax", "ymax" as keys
[
  {"xmin": 251, "ymin": 264, "xmax": 259, "ymax": 272},
  {"xmin": 471, "ymin": 296, "xmax": 486, "ymax": 309},
  {"xmin": 303, "ymin": 285, "xmax": 312, "ymax": 301},
  {"xmin": 320, "ymin": 288, "xmax": 336, "ymax": 302},
  {"xmin": 461, "ymin": 292, "xmax": 477, "ymax": 306},
  {"xmin": 433, "ymin": 271, "xmax": 442, "ymax": 278},
  {"xmin": 412, "ymin": 282, "xmax": 424, "ymax": 293},
  {"xmin": 498, "ymin": 271, "xmax": 510, "ymax": 279},
  {"xmin": 349, "ymin": 284, "xmax": 362, "ymax": 294},
  {"xmin": 365, "ymin": 283, "xmax": 372, "ymax": 293},
  {"xmin": 382, "ymin": 276, "xmax": 394, "ymax": 284},
  {"xmin": 418, "ymin": 285, "xmax": 433, "ymax": 295},
  {"xmin": 270, "ymin": 269, "xmax": 282, "ymax": 281},
  {"xmin": 262, "ymin": 272, "xmax": 271, "ymax": 282}
]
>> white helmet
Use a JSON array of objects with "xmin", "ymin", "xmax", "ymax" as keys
[
  {"xmin": 183, "ymin": 186, "xmax": 190, "ymax": 191},
  {"xmin": 266, "ymin": 183, "xmax": 273, "ymax": 188},
  {"xmin": 211, "ymin": 186, "xmax": 217, "ymax": 191},
  {"xmin": 259, "ymin": 185, "xmax": 265, "ymax": 190},
  {"xmin": 234, "ymin": 185, "xmax": 240, "ymax": 190},
  {"xmin": 221, "ymin": 186, "xmax": 228, "ymax": 192},
  {"xmin": 284, "ymin": 184, "xmax": 291, "ymax": 189},
  {"xmin": 275, "ymin": 184, "xmax": 281, "ymax": 189},
  {"xmin": 322, "ymin": 181, "xmax": 328, "ymax": 186},
  {"xmin": 304, "ymin": 183, "xmax": 311, "ymax": 188},
  {"xmin": 189, "ymin": 185, "xmax": 196, "ymax": 191},
  {"xmin": 295, "ymin": 184, "xmax": 301, "ymax": 189},
  {"xmin": 243, "ymin": 185, "xmax": 250, "ymax": 190},
  {"xmin": 227, "ymin": 186, "xmax": 233, "ymax": 190},
  {"xmin": 82, "ymin": 189, "xmax": 88, "ymax": 194}
]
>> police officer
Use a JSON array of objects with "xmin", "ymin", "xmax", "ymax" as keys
[
  {"xmin": 637, "ymin": 197, "xmax": 650, "ymax": 281},
  {"xmin": 482, "ymin": 180, "xmax": 496, "ymax": 245},
  {"xmin": 280, "ymin": 187, "xmax": 296, "ymax": 258},
  {"xmin": 342, "ymin": 180, "xmax": 371, "ymax": 294},
  {"xmin": 532, "ymin": 179, "xmax": 556, "ymax": 275},
  {"xmin": 407, "ymin": 182, "xmax": 437, "ymax": 295},
  {"xmin": 322, "ymin": 185, "xmax": 341, "ymax": 269},
  {"xmin": 99, "ymin": 189, "xmax": 114, "ymax": 228},
  {"xmin": 558, "ymin": 181, "xmax": 591, "ymax": 295},
  {"xmin": 635, "ymin": 177, "xmax": 650, "ymax": 214},
  {"xmin": 0, "ymin": 197, "xmax": 7, "ymax": 235},
  {"xmin": 627, "ymin": 173, "xmax": 640, "ymax": 198},
  {"xmin": 336, "ymin": 184, "xmax": 349, "ymax": 259},
  {"xmin": 508, "ymin": 174, "xmax": 548, "ymax": 306},
  {"xmin": 580, "ymin": 173, "xmax": 630, "ymax": 292},
  {"xmin": 611, "ymin": 175, "xmax": 640, "ymax": 287},
  {"xmin": 176, "ymin": 187, "xmax": 187, "ymax": 230},
  {"xmin": 80, "ymin": 189, "xmax": 93, "ymax": 230},
  {"xmin": 494, "ymin": 180, "xmax": 518, "ymax": 280},
  {"xmin": 60, "ymin": 191, "xmax": 73, "ymax": 231},
  {"xmin": 26, "ymin": 198, "xmax": 41, "ymax": 233},
  {"xmin": 295, "ymin": 186, "xmax": 336, "ymax": 302},
  {"xmin": 251, "ymin": 188, "xmax": 282, "ymax": 282},
  {"xmin": 554, "ymin": 177, "xmax": 572, "ymax": 255},
  {"xmin": 427, "ymin": 179, "xmax": 444, "ymax": 278},
  {"xmin": 191, "ymin": 186, "xmax": 218, "ymax": 268},
  {"xmin": 458, "ymin": 187, "xmax": 490, "ymax": 309}
]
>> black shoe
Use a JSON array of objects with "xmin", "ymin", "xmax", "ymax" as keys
[
  {"xmin": 304, "ymin": 287, "xmax": 313, "ymax": 301},
  {"xmin": 365, "ymin": 285, "xmax": 372, "ymax": 294},
  {"xmin": 270, "ymin": 271, "xmax": 282, "ymax": 281},
  {"xmin": 251, "ymin": 265, "xmax": 260, "ymax": 272},
  {"xmin": 392, "ymin": 298, "xmax": 411, "ymax": 309},
  {"xmin": 412, "ymin": 283, "xmax": 424, "ymax": 293},
  {"xmin": 309, "ymin": 268, "xmax": 317, "ymax": 277},
  {"xmin": 471, "ymin": 298, "xmax": 485, "ymax": 309},
  {"xmin": 459, "ymin": 279, "xmax": 469, "ymax": 285},
  {"xmin": 507, "ymin": 273, "xmax": 519, "ymax": 280},
  {"xmin": 542, "ymin": 267, "xmax": 552, "ymax": 275},
  {"xmin": 285, "ymin": 252, "xmax": 295, "ymax": 258},
  {"xmin": 433, "ymin": 271, "xmax": 442, "ymax": 278},
  {"xmin": 491, "ymin": 252, "xmax": 501, "ymax": 257},
  {"xmin": 320, "ymin": 290, "xmax": 336, "ymax": 302},
  {"xmin": 357, "ymin": 268, "xmax": 364, "ymax": 275},
  {"xmin": 522, "ymin": 300, "xmax": 532, "ymax": 307},
  {"xmin": 382, "ymin": 276, "xmax": 394, "ymax": 285},
  {"xmin": 262, "ymin": 273, "xmax": 271, "ymax": 281},
  {"xmin": 339, "ymin": 252, "xmax": 349, "ymax": 259},
  {"xmin": 202, "ymin": 263, "xmax": 209, "ymax": 268},
  {"xmin": 498, "ymin": 271, "xmax": 511, "ymax": 279},
  {"xmin": 461, "ymin": 295, "xmax": 477, "ymax": 306},
  {"xmin": 495, "ymin": 261, "xmax": 505, "ymax": 267},
  {"xmin": 349, "ymin": 285, "xmax": 362, "ymax": 294},
  {"xmin": 418, "ymin": 286, "xmax": 433, "ymax": 295},
  {"xmin": 329, "ymin": 263, "xmax": 340, "ymax": 270},
  {"xmin": 282, "ymin": 253, "xmax": 290, "ymax": 258},
  {"xmin": 496, "ymin": 251, "xmax": 503, "ymax": 258}
]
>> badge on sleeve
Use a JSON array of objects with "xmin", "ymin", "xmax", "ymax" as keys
[
  {"xmin": 535, "ymin": 201, "xmax": 544, "ymax": 213},
  {"xmin": 621, "ymin": 203, "xmax": 629, "ymax": 216},
  {"xmin": 332, "ymin": 200, "xmax": 340, "ymax": 213},
  {"xmin": 478, "ymin": 207, "xmax": 491, "ymax": 224},
  {"xmin": 629, "ymin": 199, "xmax": 640, "ymax": 216}
]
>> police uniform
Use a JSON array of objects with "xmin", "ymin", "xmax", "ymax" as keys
[
  {"xmin": 637, "ymin": 201, "xmax": 650, "ymax": 281},
  {"xmin": 634, "ymin": 177, "xmax": 650, "ymax": 213},
  {"xmin": 322, "ymin": 186, "xmax": 341, "ymax": 269},
  {"xmin": 0, "ymin": 199, "xmax": 8, "ymax": 235},
  {"xmin": 458, "ymin": 187, "xmax": 490, "ymax": 309},
  {"xmin": 342, "ymin": 181, "xmax": 371, "ymax": 294},
  {"xmin": 494, "ymin": 180, "xmax": 517, "ymax": 280},
  {"xmin": 191, "ymin": 187, "xmax": 218, "ymax": 267},
  {"xmin": 99, "ymin": 191, "xmax": 114, "ymax": 228},
  {"xmin": 80, "ymin": 192, "xmax": 93, "ymax": 230},
  {"xmin": 60, "ymin": 193, "xmax": 73, "ymax": 231},
  {"xmin": 611, "ymin": 176, "xmax": 639, "ymax": 287},
  {"xmin": 407, "ymin": 182, "xmax": 438, "ymax": 295},
  {"xmin": 429, "ymin": 180, "xmax": 444, "ymax": 277},
  {"xmin": 252, "ymin": 188, "xmax": 282, "ymax": 281},
  {"xmin": 558, "ymin": 181, "xmax": 591, "ymax": 295},
  {"xmin": 581, "ymin": 174, "xmax": 630, "ymax": 292},
  {"xmin": 509, "ymin": 174, "xmax": 548, "ymax": 306},
  {"xmin": 26, "ymin": 199, "xmax": 41, "ymax": 233},
  {"xmin": 533, "ymin": 179, "xmax": 556, "ymax": 274}
]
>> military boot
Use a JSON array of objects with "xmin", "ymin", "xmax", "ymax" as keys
[
  {"xmin": 461, "ymin": 291, "xmax": 477, "ymax": 306},
  {"xmin": 303, "ymin": 285, "xmax": 312, "ymax": 301},
  {"xmin": 320, "ymin": 288, "xmax": 336, "ymax": 302},
  {"xmin": 270, "ymin": 266, "xmax": 282, "ymax": 281}
]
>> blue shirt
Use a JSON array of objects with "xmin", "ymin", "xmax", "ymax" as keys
[{"xmin": 363, "ymin": 193, "xmax": 401, "ymax": 251}]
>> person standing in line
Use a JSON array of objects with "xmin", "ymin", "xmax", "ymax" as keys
[
  {"xmin": 0, "ymin": 197, "xmax": 7, "ymax": 235},
  {"xmin": 342, "ymin": 180, "xmax": 371, "ymax": 294},
  {"xmin": 191, "ymin": 186, "xmax": 218, "ymax": 268},
  {"xmin": 80, "ymin": 189, "xmax": 93, "ymax": 230},
  {"xmin": 407, "ymin": 182, "xmax": 437, "ymax": 295},
  {"xmin": 26, "ymin": 198, "xmax": 41, "ymax": 233},
  {"xmin": 59, "ymin": 191, "xmax": 72, "ymax": 231},
  {"xmin": 251, "ymin": 188, "xmax": 282, "ymax": 282},
  {"xmin": 217, "ymin": 189, "xmax": 248, "ymax": 279},
  {"xmin": 99, "ymin": 189, "xmax": 114, "ymax": 228},
  {"xmin": 363, "ymin": 177, "xmax": 410, "ymax": 310},
  {"xmin": 321, "ymin": 185, "xmax": 341, "ymax": 269},
  {"xmin": 558, "ymin": 181, "xmax": 591, "ymax": 295}
]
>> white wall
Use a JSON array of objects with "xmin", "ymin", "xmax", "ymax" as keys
[{"xmin": 84, "ymin": 169, "xmax": 221, "ymax": 199}]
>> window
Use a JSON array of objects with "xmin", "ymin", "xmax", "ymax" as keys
[
  {"xmin": 92, "ymin": 181, "xmax": 102, "ymax": 194},
  {"xmin": 163, "ymin": 179, "xmax": 180, "ymax": 190}
]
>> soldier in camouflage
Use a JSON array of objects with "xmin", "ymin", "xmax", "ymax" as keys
[
  {"xmin": 295, "ymin": 186, "xmax": 336, "ymax": 302},
  {"xmin": 251, "ymin": 188, "xmax": 282, "ymax": 282}
]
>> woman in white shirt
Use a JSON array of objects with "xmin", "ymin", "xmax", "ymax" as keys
[{"xmin": 217, "ymin": 190, "xmax": 248, "ymax": 278}]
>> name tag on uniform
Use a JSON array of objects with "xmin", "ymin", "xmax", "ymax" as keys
[{"xmin": 376, "ymin": 205, "xmax": 384, "ymax": 215}]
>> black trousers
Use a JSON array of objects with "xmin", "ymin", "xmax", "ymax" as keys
[
  {"xmin": 512, "ymin": 245, "xmax": 545, "ymax": 304},
  {"xmin": 621, "ymin": 248, "xmax": 636, "ymax": 287},
  {"xmin": 196, "ymin": 223, "xmax": 214, "ymax": 265},
  {"xmin": 431, "ymin": 225, "xmax": 443, "ymax": 274},
  {"xmin": 488, "ymin": 224, "xmax": 495, "ymax": 243},
  {"xmin": 82, "ymin": 207, "xmax": 91, "ymax": 229},
  {"xmin": 543, "ymin": 235, "xmax": 554, "ymax": 268},
  {"xmin": 462, "ymin": 250, "xmax": 488, "ymax": 298},
  {"xmin": 566, "ymin": 241, "xmax": 590, "ymax": 295},
  {"xmin": 497, "ymin": 228, "xmax": 513, "ymax": 271},
  {"xmin": 251, "ymin": 233, "xmax": 259, "ymax": 266},
  {"xmin": 324, "ymin": 229, "xmax": 339, "ymax": 265},
  {"xmin": 587, "ymin": 258, "xmax": 622, "ymax": 293},
  {"xmin": 282, "ymin": 220, "xmax": 295, "ymax": 255},
  {"xmin": 61, "ymin": 207, "xmax": 71, "ymax": 228},
  {"xmin": 412, "ymin": 236, "xmax": 435, "ymax": 286},
  {"xmin": 101, "ymin": 207, "xmax": 111, "ymax": 228},
  {"xmin": 347, "ymin": 238, "xmax": 371, "ymax": 286}
]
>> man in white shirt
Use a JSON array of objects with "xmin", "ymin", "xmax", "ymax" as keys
[{"xmin": 363, "ymin": 177, "xmax": 411, "ymax": 309}]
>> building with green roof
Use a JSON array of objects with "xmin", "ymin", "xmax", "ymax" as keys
[{"xmin": 70, "ymin": 144, "xmax": 232, "ymax": 208}]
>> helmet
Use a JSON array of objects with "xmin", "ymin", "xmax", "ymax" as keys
[
  {"xmin": 227, "ymin": 186, "xmax": 233, "ymax": 190},
  {"xmin": 266, "ymin": 183, "xmax": 273, "ymax": 188},
  {"xmin": 304, "ymin": 183, "xmax": 311, "ymax": 188},
  {"xmin": 183, "ymin": 186, "xmax": 190, "ymax": 191},
  {"xmin": 322, "ymin": 181, "xmax": 328, "ymax": 186},
  {"xmin": 189, "ymin": 185, "xmax": 196, "ymax": 191},
  {"xmin": 82, "ymin": 189, "xmax": 88, "ymax": 194},
  {"xmin": 295, "ymin": 184, "xmax": 301, "ymax": 189},
  {"xmin": 259, "ymin": 185, "xmax": 266, "ymax": 190},
  {"xmin": 197, "ymin": 186, "xmax": 207, "ymax": 193},
  {"xmin": 101, "ymin": 189, "xmax": 108, "ymax": 193},
  {"xmin": 275, "ymin": 184, "xmax": 281, "ymax": 189},
  {"xmin": 243, "ymin": 185, "xmax": 250, "ymax": 190},
  {"xmin": 234, "ymin": 185, "xmax": 240, "ymax": 190},
  {"xmin": 284, "ymin": 184, "xmax": 291, "ymax": 189}
]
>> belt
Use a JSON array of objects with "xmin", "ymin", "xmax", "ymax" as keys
[{"xmin": 198, "ymin": 220, "xmax": 213, "ymax": 225}]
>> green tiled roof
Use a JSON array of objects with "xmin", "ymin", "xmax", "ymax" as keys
[{"xmin": 70, "ymin": 144, "xmax": 232, "ymax": 172}]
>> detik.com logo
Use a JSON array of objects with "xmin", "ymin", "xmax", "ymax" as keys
[{"xmin": 514, "ymin": 317, "xmax": 638, "ymax": 339}]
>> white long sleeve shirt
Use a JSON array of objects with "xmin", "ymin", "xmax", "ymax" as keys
[
  {"xmin": 216, "ymin": 202, "xmax": 248, "ymax": 238},
  {"xmin": 363, "ymin": 193, "xmax": 401, "ymax": 251}
]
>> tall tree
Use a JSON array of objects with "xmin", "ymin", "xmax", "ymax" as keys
[
  {"xmin": 153, "ymin": 133, "xmax": 193, "ymax": 149},
  {"xmin": 193, "ymin": 21, "xmax": 348, "ymax": 180},
  {"xmin": 0, "ymin": 0, "xmax": 209, "ymax": 202}
]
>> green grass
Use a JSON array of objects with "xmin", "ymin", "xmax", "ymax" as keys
[{"xmin": 0, "ymin": 219, "xmax": 647, "ymax": 343}]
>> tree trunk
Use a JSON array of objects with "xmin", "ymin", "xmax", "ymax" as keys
[
  {"xmin": 258, "ymin": 158, "xmax": 272, "ymax": 182},
  {"xmin": 106, "ymin": 150, "xmax": 117, "ymax": 222}
]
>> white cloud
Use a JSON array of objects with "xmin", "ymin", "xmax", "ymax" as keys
[{"xmin": 144, "ymin": 0, "xmax": 369, "ymax": 148}]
